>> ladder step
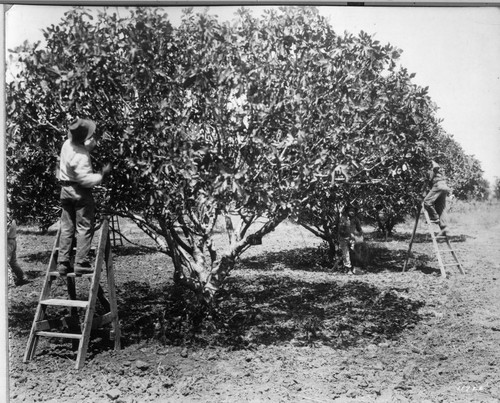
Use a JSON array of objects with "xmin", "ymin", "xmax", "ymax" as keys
[
  {"xmin": 41, "ymin": 299, "xmax": 89, "ymax": 308},
  {"xmin": 35, "ymin": 331, "xmax": 82, "ymax": 340},
  {"xmin": 443, "ymin": 263, "xmax": 460, "ymax": 267}
]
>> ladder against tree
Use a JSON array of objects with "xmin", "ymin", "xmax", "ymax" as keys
[
  {"xmin": 403, "ymin": 202, "xmax": 465, "ymax": 277},
  {"xmin": 24, "ymin": 218, "xmax": 121, "ymax": 370},
  {"xmin": 109, "ymin": 215, "xmax": 124, "ymax": 247}
]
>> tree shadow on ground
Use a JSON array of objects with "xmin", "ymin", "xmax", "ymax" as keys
[
  {"xmin": 22, "ymin": 250, "xmax": 52, "ymax": 265},
  {"xmin": 239, "ymin": 244, "xmax": 441, "ymax": 276},
  {"xmin": 9, "ymin": 245, "xmax": 426, "ymax": 361},
  {"xmin": 9, "ymin": 276, "xmax": 424, "ymax": 360},
  {"xmin": 112, "ymin": 275, "xmax": 423, "ymax": 351},
  {"xmin": 216, "ymin": 276, "xmax": 424, "ymax": 348},
  {"xmin": 113, "ymin": 245, "xmax": 160, "ymax": 257},
  {"xmin": 389, "ymin": 232, "xmax": 468, "ymax": 244},
  {"xmin": 367, "ymin": 245, "xmax": 441, "ymax": 275},
  {"xmin": 18, "ymin": 228, "xmax": 57, "ymax": 236},
  {"xmin": 240, "ymin": 247, "xmax": 330, "ymax": 273}
]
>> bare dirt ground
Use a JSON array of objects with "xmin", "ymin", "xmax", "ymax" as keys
[{"xmin": 7, "ymin": 201, "xmax": 500, "ymax": 403}]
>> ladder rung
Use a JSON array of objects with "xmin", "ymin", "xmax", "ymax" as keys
[
  {"xmin": 36, "ymin": 331, "xmax": 82, "ymax": 339},
  {"xmin": 438, "ymin": 249, "xmax": 456, "ymax": 253},
  {"xmin": 67, "ymin": 273, "xmax": 94, "ymax": 278},
  {"xmin": 55, "ymin": 247, "xmax": 96, "ymax": 252},
  {"xmin": 41, "ymin": 299, "xmax": 89, "ymax": 308},
  {"xmin": 443, "ymin": 263, "xmax": 460, "ymax": 267}
]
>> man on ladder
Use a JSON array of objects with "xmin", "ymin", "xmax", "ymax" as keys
[
  {"xmin": 423, "ymin": 160, "xmax": 451, "ymax": 237},
  {"xmin": 24, "ymin": 117, "xmax": 120, "ymax": 369},
  {"xmin": 403, "ymin": 159, "xmax": 464, "ymax": 276},
  {"xmin": 57, "ymin": 117, "xmax": 112, "ymax": 275}
]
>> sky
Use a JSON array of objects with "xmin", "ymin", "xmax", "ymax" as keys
[{"xmin": 5, "ymin": 4, "xmax": 500, "ymax": 185}]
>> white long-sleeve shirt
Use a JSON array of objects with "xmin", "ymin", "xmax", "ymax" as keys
[{"xmin": 59, "ymin": 139, "xmax": 103, "ymax": 188}]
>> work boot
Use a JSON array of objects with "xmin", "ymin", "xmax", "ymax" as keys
[
  {"xmin": 350, "ymin": 267, "xmax": 364, "ymax": 275},
  {"xmin": 74, "ymin": 262, "xmax": 93, "ymax": 275}
]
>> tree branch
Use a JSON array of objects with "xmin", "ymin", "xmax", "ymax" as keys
[
  {"xmin": 110, "ymin": 211, "xmax": 169, "ymax": 253},
  {"xmin": 296, "ymin": 219, "xmax": 326, "ymax": 240},
  {"xmin": 237, "ymin": 212, "xmax": 256, "ymax": 240},
  {"xmin": 25, "ymin": 114, "xmax": 65, "ymax": 135}
]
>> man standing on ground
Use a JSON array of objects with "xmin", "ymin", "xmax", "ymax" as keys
[{"xmin": 338, "ymin": 205, "xmax": 364, "ymax": 275}]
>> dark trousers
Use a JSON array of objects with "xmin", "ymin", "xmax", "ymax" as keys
[
  {"xmin": 424, "ymin": 182, "xmax": 450, "ymax": 229},
  {"xmin": 58, "ymin": 186, "xmax": 95, "ymax": 266}
]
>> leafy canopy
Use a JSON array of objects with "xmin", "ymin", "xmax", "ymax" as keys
[{"xmin": 7, "ymin": 6, "xmax": 488, "ymax": 299}]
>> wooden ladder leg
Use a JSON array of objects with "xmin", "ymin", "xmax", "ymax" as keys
[
  {"xmin": 105, "ymin": 232, "xmax": 121, "ymax": 350},
  {"xmin": 110, "ymin": 216, "xmax": 117, "ymax": 248},
  {"xmin": 74, "ymin": 220, "xmax": 109, "ymax": 370},
  {"xmin": 93, "ymin": 230, "xmax": 121, "ymax": 349},
  {"xmin": 422, "ymin": 208, "xmax": 447, "ymax": 277},
  {"xmin": 24, "ymin": 305, "xmax": 47, "ymax": 362},
  {"xmin": 445, "ymin": 237, "xmax": 466, "ymax": 274},
  {"xmin": 403, "ymin": 204, "xmax": 422, "ymax": 272},
  {"xmin": 110, "ymin": 215, "xmax": 123, "ymax": 247},
  {"xmin": 24, "ymin": 226, "xmax": 61, "ymax": 363},
  {"xmin": 117, "ymin": 217, "xmax": 123, "ymax": 247}
]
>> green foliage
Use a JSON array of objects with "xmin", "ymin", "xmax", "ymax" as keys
[
  {"xmin": 494, "ymin": 178, "xmax": 500, "ymax": 200},
  {"xmin": 433, "ymin": 132, "xmax": 490, "ymax": 201},
  {"xmin": 255, "ymin": 9, "xmax": 441, "ymax": 251},
  {"xmin": 7, "ymin": 7, "xmax": 294, "ymax": 300},
  {"xmin": 6, "ymin": 5, "xmax": 489, "ymax": 298},
  {"xmin": 5, "ymin": 126, "xmax": 61, "ymax": 231}
]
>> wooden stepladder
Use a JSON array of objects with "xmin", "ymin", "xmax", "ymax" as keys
[
  {"xmin": 109, "ymin": 215, "xmax": 124, "ymax": 248},
  {"xmin": 403, "ymin": 203, "xmax": 465, "ymax": 277},
  {"xmin": 24, "ymin": 218, "xmax": 121, "ymax": 369}
]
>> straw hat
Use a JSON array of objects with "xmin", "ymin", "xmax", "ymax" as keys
[{"xmin": 69, "ymin": 118, "xmax": 96, "ymax": 144}]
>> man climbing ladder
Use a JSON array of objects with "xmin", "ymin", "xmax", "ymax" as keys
[
  {"xmin": 423, "ymin": 160, "xmax": 451, "ymax": 237},
  {"xmin": 403, "ymin": 160, "xmax": 464, "ymax": 276}
]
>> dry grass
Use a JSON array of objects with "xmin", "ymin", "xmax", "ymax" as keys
[{"xmin": 448, "ymin": 199, "xmax": 500, "ymax": 230}]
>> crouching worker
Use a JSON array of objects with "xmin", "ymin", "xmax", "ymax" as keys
[
  {"xmin": 57, "ymin": 118, "xmax": 112, "ymax": 276},
  {"xmin": 423, "ymin": 160, "xmax": 450, "ymax": 236},
  {"xmin": 338, "ymin": 205, "xmax": 364, "ymax": 275}
]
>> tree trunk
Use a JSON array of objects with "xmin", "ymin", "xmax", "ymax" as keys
[{"xmin": 170, "ymin": 208, "xmax": 290, "ymax": 303}]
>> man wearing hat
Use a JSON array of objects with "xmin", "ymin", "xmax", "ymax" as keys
[
  {"xmin": 57, "ymin": 118, "xmax": 111, "ymax": 276},
  {"xmin": 423, "ymin": 160, "xmax": 451, "ymax": 236}
]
